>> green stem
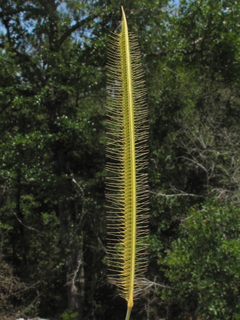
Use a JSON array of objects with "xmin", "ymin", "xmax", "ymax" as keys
[{"xmin": 125, "ymin": 306, "xmax": 132, "ymax": 320}]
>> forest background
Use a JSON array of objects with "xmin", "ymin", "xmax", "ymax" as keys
[{"xmin": 1, "ymin": 0, "xmax": 240, "ymax": 319}]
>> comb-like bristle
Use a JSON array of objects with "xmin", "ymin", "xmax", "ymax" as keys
[{"xmin": 106, "ymin": 6, "xmax": 149, "ymax": 320}]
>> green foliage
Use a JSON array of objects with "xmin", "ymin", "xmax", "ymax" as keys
[
  {"xmin": 163, "ymin": 202, "xmax": 240, "ymax": 319},
  {"xmin": 61, "ymin": 310, "xmax": 79, "ymax": 320}
]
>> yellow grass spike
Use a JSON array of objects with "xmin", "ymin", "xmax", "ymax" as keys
[{"xmin": 106, "ymin": 7, "xmax": 149, "ymax": 320}]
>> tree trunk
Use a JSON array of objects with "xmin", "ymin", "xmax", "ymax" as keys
[
  {"xmin": 66, "ymin": 233, "xmax": 84, "ymax": 320},
  {"xmin": 58, "ymin": 175, "xmax": 85, "ymax": 320}
]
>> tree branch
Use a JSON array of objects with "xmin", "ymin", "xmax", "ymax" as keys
[
  {"xmin": 57, "ymin": 14, "xmax": 98, "ymax": 51},
  {"xmin": 12, "ymin": 211, "xmax": 44, "ymax": 236},
  {"xmin": 150, "ymin": 191, "xmax": 204, "ymax": 198}
]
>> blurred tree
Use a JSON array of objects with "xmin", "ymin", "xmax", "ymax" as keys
[
  {"xmin": 146, "ymin": 1, "xmax": 240, "ymax": 318},
  {"xmin": 163, "ymin": 203, "xmax": 240, "ymax": 320},
  {"xmin": 0, "ymin": 0, "xmax": 107, "ymax": 318}
]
